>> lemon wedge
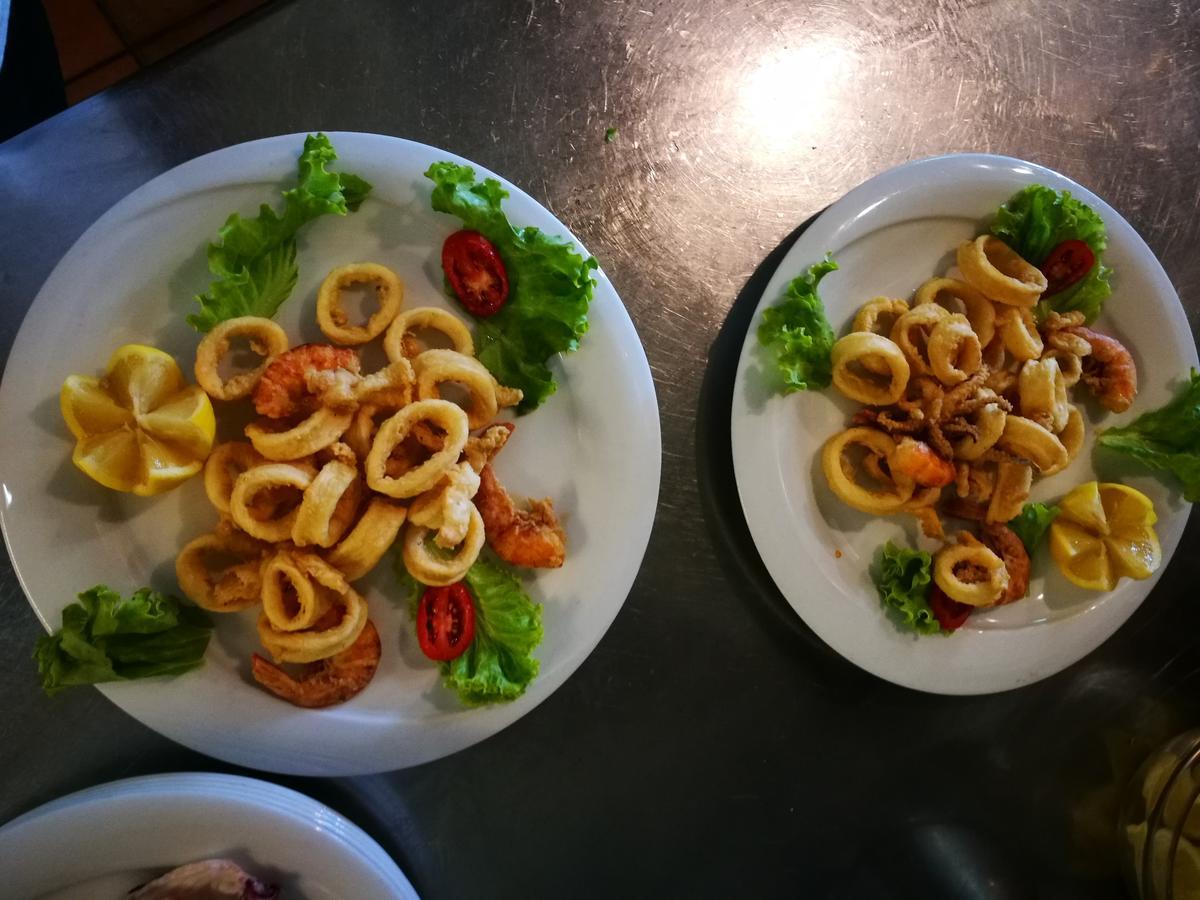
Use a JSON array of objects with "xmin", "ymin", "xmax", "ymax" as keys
[
  {"xmin": 1058, "ymin": 480, "xmax": 1109, "ymax": 535},
  {"xmin": 61, "ymin": 344, "xmax": 215, "ymax": 496},
  {"xmin": 1050, "ymin": 481, "xmax": 1161, "ymax": 591}
]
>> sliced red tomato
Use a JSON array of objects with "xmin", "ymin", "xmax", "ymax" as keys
[
  {"xmin": 1039, "ymin": 239, "xmax": 1095, "ymax": 296},
  {"xmin": 417, "ymin": 583, "xmax": 476, "ymax": 661},
  {"xmin": 929, "ymin": 584, "xmax": 972, "ymax": 632},
  {"xmin": 441, "ymin": 230, "xmax": 509, "ymax": 317}
]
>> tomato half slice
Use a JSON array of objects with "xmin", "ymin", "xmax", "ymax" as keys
[
  {"xmin": 1039, "ymin": 239, "xmax": 1095, "ymax": 297},
  {"xmin": 417, "ymin": 583, "xmax": 477, "ymax": 661},
  {"xmin": 442, "ymin": 230, "xmax": 510, "ymax": 317},
  {"xmin": 929, "ymin": 584, "xmax": 972, "ymax": 632}
]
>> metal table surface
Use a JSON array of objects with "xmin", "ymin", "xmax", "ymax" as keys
[{"xmin": 2, "ymin": 0, "xmax": 1199, "ymax": 896}]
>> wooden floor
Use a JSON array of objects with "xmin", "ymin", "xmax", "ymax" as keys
[{"xmin": 42, "ymin": 0, "xmax": 272, "ymax": 103}]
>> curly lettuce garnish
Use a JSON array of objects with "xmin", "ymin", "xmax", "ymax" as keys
[
  {"xmin": 989, "ymin": 185, "xmax": 1112, "ymax": 323},
  {"xmin": 873, "ymin": 541, "xmax": 940, "ymax": 635},
  {"xmin": 34, "ymin": 586, "xmax": 213, "ymax": 695},
  {"xmin": 188, "ymin": 133, "xmax": 372, "ymax": 331},
  {"xmin": 1008, "ymin": 502, "xmax": 1061, "ymax": 556},
  {"xmin": 1097, "ymin": 369, "xmax": 1200, "ymax": 502},
  {"xmin": 399, "ymin": 555, "xmax": 543, "ymax": 705},
  {"xmin": 425, "ymin": 162, "xmax": 597, "ymax": 413},
  {"xmin": 756, "ymin": 255, "xmax": 838, "ymax": 394}
]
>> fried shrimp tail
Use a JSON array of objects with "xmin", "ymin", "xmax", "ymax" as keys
[
  {"xmin": 1065, "ymin": 325, "xmax": 1137, "ymax": 412},
  {"xmin": 465, "ymin": 423, "xmax": 515, "ymax": 473},
  {"xmin": 253, "ymin": 343, "xmax": 361, "ymax": 419},
  {"xmin": 889, "ymin": 437, "xmax": 956, "ymax": 487},
  {"xmin": 251, "ymin": 620, "xmax": 381, "ymax": 708},
  {"xmin": 476, "ymin": 464, "xmax": 566, "ymax": 568},
  {"xmin": 981, "ymin": 522, "xmax": 1031, "ymax": 604}
]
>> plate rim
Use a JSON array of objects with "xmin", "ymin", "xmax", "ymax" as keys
[
  {"xmin": 0, "ymin": 131, "xmax": 662, "ymax": 771},
  {"xmin": 730, "ymin": 151, "xmax": 1198, "ymax": 695}
]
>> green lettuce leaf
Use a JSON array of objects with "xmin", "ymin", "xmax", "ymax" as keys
[
  {"xmin": 188, "ymin": 133, "xmax": 372, "ymax": 331},
  {"xmin": 991, "ymin": 185, "xmax": 1108, "ymax": 263},
  {"xmin": 1047, "ymin": 261, "xmax": 1113, "ymax": 324},
  {"xmin": 1097, "ymin": 369, "xmax": 1200, "ymax": 501},
  {"xmin": 1008, "ymin": 502, "xmax": 1060, "ymax": 556},
  {"xmin": 425, "ymin": 162, "xmax": 597, "ymax": 413},
  {"xmin": 873, "ymin": 541, "xmax": 940, "ymax": 635},
  {"xmin": 756, "ymin": 255, "xmax": 838, "ymax": 393},
  {"xmin": 397, "ymin": 555, "xmax": 543, "ymax": 705},
  {"xmin": 989, "ymin": 184, "xmax": 1111, "ymax": 323},
  {"xmin": 445, "ymin": 559, "xmax": 543, "ymax": 705},
  {"xmin": 34, "ymin": 586, "xmax": 213, "ymax": 695}
]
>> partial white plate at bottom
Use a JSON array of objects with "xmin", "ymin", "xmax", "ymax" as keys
[{"xmin": 0, "ymin": 773, "xmax": 417, "ymax": 899}]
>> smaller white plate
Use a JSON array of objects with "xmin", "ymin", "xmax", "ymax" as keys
[
  {"xmin": 731, "ymin": 153, "xmax": 1198, "ymax": 695},
  {"xmin": 0, "ymin": 773, "xmax": 418, "ymax": 899}
]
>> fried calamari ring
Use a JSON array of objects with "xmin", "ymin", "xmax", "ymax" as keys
[
  {"xmin": 318, "ymin": 441, "xmax": 356, "ymax": 469},
  {"xmin": 316, "ymin": 262, "xmax": 404, "ymax": 345},
  {"xmin": 1042, "ymin": 349, "xmax": 1083, "ymax": 388},
  {"xmin": 889, "ymin": 303, "xmax": 948, "ymax": 376},
  {"xmin": 953, "ymin": 402, "xmax": 1007, "ymax": 461},
  {"xmin": 292, "ymin": 460, "xmax": 362, "ymax": 548},
  {"xmin": 326, "ymin": 498, "xmax": 408, "ymax": 581},
  {"xmin": 1041, "ymin": 405, "xmax": 1084, "ymax": 477},
  {"xmin": 354, "ymin": 359, "xmax": 415, "ymax": 408},
  {"xmin": 409, "ymin": 461, "xmax": 482, "ymax": 548},
  {"xmin": 985, "ymin": 366, "xmax": 1018, "ymax": 404},
  {"xmin": 402, "ymin": 504, "xmax": 485, "ymax": 586},
  {"xmin": 850, "ymin": 298, "xmax": 910, "ymax": 376},
  {"xmin": 414, "ymin": 349, "xmax": 500, "ymax": 429},
  {"xmin": 914, "ymin": 277, "xmax": 996, "ymax": 348},
  {"xmin": 261, "ymin": 551, "xmax": 333, "ymax": 632},
  {"xmin": 257, "ymin": 564, "xmax": 369, "ymax": 664},
  {"xmin": 229, "ymin": 463, "xmax": 313, "ymax": 542},
  {"xmin": 960, "ymin": 461, "xmax": 997, "ymax": 504},
  {"xmin": 203, "ymin": 441, "xmax": 266, "ymax": 514},
  {"xmin": 933, "ymin": 534, "xmax": 1010, "ymax": 606},
  {"xmin": 194, "ymin": 316, "xmax": 289, "ymax": 401},
  {"xmin": 821, "ymin": 427, "xmax": 915, "ymax": 514},
  {"xmin": 1019, "ymin": 357, "xmax": 1068, "ymax": 433},
  {"xmin": 831, "ymin": 333, "xmax": 911, "ymax": 405},
  {"xmin": 927, "ymin": 314, "xmax": 982, "ymax": 386},
  {"xmin": 995, "ymin": 305, "xmax": 1044, "ymax": 362},
  {"xmin": 340, "ymin": 365, "xmax": 415, "ymax": 461},
  {"xmin": 175, "ymin": 531, "xmax": 265, "ymax": 613},
  {"xmin": 853, "ymin": 297, "xmax": 910, "ymax": 336},
  {"xmin": 245, "ymin": 407, "xmax": 354, "ymax": 461},
  {"xmin": 956, "ymin": 235, "xmax": 1047, "ymax": 307},
  {"xmin": 982, "ymin": 334, "xmax": 1007, "ymax": 370},
  {"xmin": 384, "ymin": 307, "xmax": 474, "ymax": 362},
  {"xmin": 366, "ymin": 399, "xmax": 469, "ymax": 499},
  {"xmin": 996, "ymin": 415, "xmax": 1068, "ymax": 473},
  {"xmin": 344, "ymin": 404, "xmax": 386, "ymax": 462},
  {"xmin": 986, "ymin": 461, "xmax": 1032, "ymax": 523}
]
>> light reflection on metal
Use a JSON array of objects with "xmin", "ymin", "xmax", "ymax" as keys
[{"xmin": 735, "ymin": 39, "xmax": 856, "ymax": 154}]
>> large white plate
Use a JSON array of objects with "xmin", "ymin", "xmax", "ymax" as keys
[
  {"xmin": 0, "ymin": 132, "xmax": 660, "ymax": 772},
  {"xmin": 0, "ymin": 773, "xmax": 417, "ymax": 898},
  {"xmin": 731, "ymin": 153, "xmax": 1197, "ymax": 695}
]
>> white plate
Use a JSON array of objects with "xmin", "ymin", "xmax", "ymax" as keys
[
  {"xmin": 731, "ymin": 153, "xmax": 1197, "ymax": 695},
  {"xmin": 0, "ymin": 773, "xmax": 417, "ymax": 898},
  {"xmin": 0, "ymin": 132, "xmax": 660, "ymax": 772}
]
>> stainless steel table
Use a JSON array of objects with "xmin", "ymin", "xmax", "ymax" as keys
[{"xmin": 2, "ymin": 1, "xmax": 1198, "ymax": 896}]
